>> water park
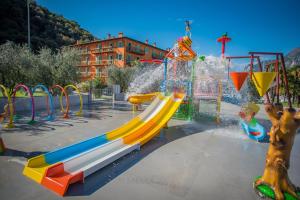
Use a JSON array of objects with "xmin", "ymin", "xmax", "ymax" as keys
[{"xmin": 1, "ymin": 23, "xmax": 300, "ymax": 200}]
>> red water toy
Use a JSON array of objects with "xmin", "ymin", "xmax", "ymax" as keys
[{"xmin": 217, "ymin": 33, "xmax": 231, "ymax": 58}]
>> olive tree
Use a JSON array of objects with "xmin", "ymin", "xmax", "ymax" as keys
[{"xmin": 108, "ymin": 65, "xmax": 136, "ymax": 92}]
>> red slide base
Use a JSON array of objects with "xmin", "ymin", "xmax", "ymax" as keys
[{"xmin": 41, "ymin": 163, "xmax": 84, "ymax": 196}]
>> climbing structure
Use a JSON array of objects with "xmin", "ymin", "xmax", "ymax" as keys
[
  {"xmin": 193, "ymin": 75, "xmax": 222, "ymax": 123},
  {"xmin": 164, "ymin": 35, "xmax": 196, "ymax": 120},
  {"xmin": 0, "ymin": 84, "xmax": 14, "ymax": 128}
]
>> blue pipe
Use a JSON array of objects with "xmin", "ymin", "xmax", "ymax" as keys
[
  {"xmin": 163, "ymin": 58, "xmax": 168, "ymax": 94},
  {"xmin": 32, "ymin": 84, "xmax": 55, "ymax": 121}
]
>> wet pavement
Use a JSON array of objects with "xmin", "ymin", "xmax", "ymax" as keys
[{"xmin": 0, "ymin": 102, "xmax": 299, "ymax": 200}]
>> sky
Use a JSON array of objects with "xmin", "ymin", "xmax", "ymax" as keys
[{"xmin": 37, "ymin": 0, "xmax": 300, "ymax": 59}]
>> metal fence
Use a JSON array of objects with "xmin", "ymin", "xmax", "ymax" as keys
[{"xmin": 90, "ymin": 87, "xmax": 113, "ymax": 100}]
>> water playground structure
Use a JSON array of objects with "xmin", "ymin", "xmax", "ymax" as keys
[
  {"xmin": 239, "ymin": 102, "xmax": 267, "ymax": 142},
  {"xmin": 0, "ymin": 83, "xmax": 83, "ymax": 127},
  {"xmin": 22, "ymin": 31, "xmax": 212, "ymax": 196},
  {"xmin": 225, "ymin": 52, "xmax": 294, "ymax": 143},
  {"xmin": 217, "ymin": 32, "xmax": 231, "ymax": 58},
  {"xmin": 136, "ymin": 35, "xmax": 222, "ymax": 122},
  {"xmin": 60, "ymin": 84, "xmax": 83, "ymax": 117},
  {"xmin": 49, "ymin": 84, "xmax": 70, "ymax": 119},
  {"xmin": 1, "ymin": 24, "xmax": 298, "ymax": 199},
  {"xmin": 0, "ymin": 84, "xmax": 14, "ymax": 128},
  {"xmin": 225, "ymin": 55, "xmax": 272, "ymax": 142},
  {"xmin": 127, "ymin": 29, "xmax": 300, "ymax": 199},
  {"xmin": 224, "ymin": 52, "xmax": 299, "ymax": 199},
  {"xmin": 127, "ymin": 92, "xmax": 160, "ymax": 111}
]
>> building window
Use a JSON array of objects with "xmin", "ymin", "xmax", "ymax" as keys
[
  {"xmin": 85, "ymin": 56, "xmax": 89, "ymax": 64},
  {"xmin": 145, "ymin": 47, "xmax": 149, "ymax": 53},
  {"xmin": 109, "ymin": 55, "xmax": 113, "ymax": 60},
  {"xmin": 102, "ymin": 68, "xmax": 107, "ymax": 76},
  {"xmin": 97, "ymin": 43, "xmax": 101, "ymax": 49},
  {"xmin": 118, "ymin": 54, "xmax": 123, "ymax": 60},
  {"xmin": 110, "ymin": 42, "xmax": 113, "ymax": 48},
  {"xmin": 85, "ymin": 67, "xmax": 89, "ymax": 74},
  {"xmin": 127, "ymin": 55, "xmax": 131, "ymax": 61},
  {"xmin": 159, "ymin": 52, "xmax": 163, "ymax": 57},
  {"xmin": 96, "ymin": 67, "xmax": 101, "ymax": 76},
  {"xmin": 118, "ymin": 41, "xmax": 123, "ymax": 47},
  {"xmin": 128, "ymin": 42, "xmax": 132, "ymax": 50},
  {"xmin": 137, "ymin": 57, "xmax": 140, "ymax": 60},
  {"xmin": 96, "ymin": 56, "xmax": 102, "ymax": 63}
]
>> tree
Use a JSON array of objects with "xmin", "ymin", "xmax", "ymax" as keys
[
  {"xmin": 32, "ymin": 47, "xmax": 55, "ymax": 87},
  {"xmin": 285, "ymin": 66, "xmax": 300, "ymax": 107},
  {"xmin": 52, "ymin": 46, "xmax": 81, "ymax": 86},
  {"xmin": 0, "ymin": 41, "xmax": 33, "ymax": 94},
  {"xmin": 93, "ymin": 77, "xmax": 107, "ymax": 89},
  {"xmin": 108, "ymin": 66, "xmax": 136, "ymax": 92},
  {"xmin": 0, "ymin": 41, "xmax": 80, "ymax": 93}
]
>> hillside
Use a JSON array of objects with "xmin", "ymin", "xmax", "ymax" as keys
[
  {"xmin": 285, "ymin": 47, "xmax": 300, "ymax": 67},
  {"xmin": 0, "ymin": 0, "xmax": 96, "ymax": 51}
]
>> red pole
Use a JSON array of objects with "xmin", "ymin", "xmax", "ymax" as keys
[
  {"xmin": 275, "ymin": 55, "xmax": 280, "ymax": 104},
  {"xmin": 222, "ymin": 41, "xmax": 225, "ymax": 58},
  {"xmin": 257, "ymin": 56, "xmax": 271, "ymax": 104},
  {"xmin": 249, "ymin": 54, "xmax": 254, "ymax": 80},
  {"xmin": 227, "ymin": 58, "xmax": 231, "ymax": 80},
  {"xmin": 279, "ymin": 53, "xmax": 292, "ymax": 108}
]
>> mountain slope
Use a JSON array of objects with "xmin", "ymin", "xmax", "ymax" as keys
[
  {"xmin": 0, "ymin": 0, "xmax": 96, "ymax": 51},
  {"xmin": 285, "ymin": 47, "xmax": 300, "ymax": 67}
]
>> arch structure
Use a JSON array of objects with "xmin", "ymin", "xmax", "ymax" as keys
[
  {"xmin": 12, "ymin": 84, "xmax": 35, "ymax": 124},
  {"xmin": 60, "ymin": 85, "xmax": 82, "ymax": 117},
  {"xmin": 49, "ymin": 85, "xmax": 70, "ymax": 119},
  {"xmin": 32, "ymin": 84, "xmax": 54, "ymax": 121},
  {"xmin": 0, "ymin": 84, "xmax": 14, "ymax": 128}
]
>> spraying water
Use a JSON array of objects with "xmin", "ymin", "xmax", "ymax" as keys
[
  {"xmin": 127, "ymin": 55, "xmax": 250, "ymax": 105},
  {"xmin": 126, "ymin": 63, "xmax": 164, "ymax": 99}
]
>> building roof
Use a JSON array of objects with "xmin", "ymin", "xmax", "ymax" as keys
[{"xmin": 70, "ymin": 36, "xmax": 168, "ymax": 52}]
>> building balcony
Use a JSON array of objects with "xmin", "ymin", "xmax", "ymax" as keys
[
  {"xmin": 80, "ymin": 72, "xmax": 91, "ymax": 77},
  {"xmin": 126, "ymin": 47, "xmax": 145, "ymax": 55},
  {"xmin": 126, "ymin": 60, "xmax": 139, "ymax": 66},
  {"xmin": 90, "ymin": 60, "xmax": 114, "ymax": 66},
  {"xmin": 80, "ymin": 50, "xmax": 91, "ymax": 55},
  {"xmin": 78, "ymin": 61, "xmax": 91, "ymax": 66},
  {"xmin": 152, "ymin": 53, "xmax": 164, "ymax": 59},
  {"xmin": 92, "ymin": 47, "xmax": 114, "ymax": 53}
]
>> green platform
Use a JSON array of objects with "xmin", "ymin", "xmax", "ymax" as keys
[{"xmin": 254, "ymin": 177, "xmax": 300, "ymax": 200}]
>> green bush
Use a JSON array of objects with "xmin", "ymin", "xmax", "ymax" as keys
[
  {"xmin": 93, "ymin": 77, "xmax": 107, "ymax": 89},
  {"xmin": 108, "ymin": 66, "xmax": 136, "ymax": 92}
]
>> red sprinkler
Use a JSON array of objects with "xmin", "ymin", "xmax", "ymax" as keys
[{"xmin": 217, "ymin": 32, "xmax": 231, "ymax": 58}]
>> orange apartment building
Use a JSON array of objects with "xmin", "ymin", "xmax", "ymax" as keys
[{"xmin": 73, "ymin": 32, "xmax": 168, "ymax": 81}]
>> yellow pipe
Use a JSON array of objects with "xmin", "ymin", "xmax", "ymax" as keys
[
  {"xmin": 0, "ymin": 84, "xmax": 14, "ymax": 128},
  {"xmin": 216, "ymin": 80, "xmax": 222, "ymax": 124},
  {"xmin": 60, "ymin": 85, "xmax": 83, "ymax": 116},
  {"xmin": 127, "ymin": 92, "xmax": 160, "ymax": 105}
]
